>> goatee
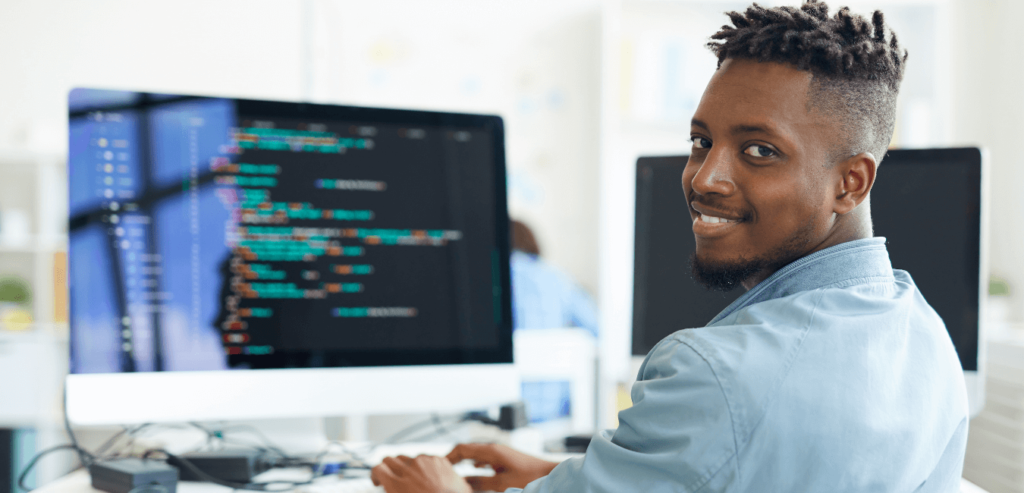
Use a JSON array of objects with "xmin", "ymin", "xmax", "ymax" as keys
[
  {"xmin": 689, "ymin": 229, "xmax": 815, "ymax": 291},
  {"xmin": 689, "ymin": 252, "xmax": 771, "ymax": 292}
]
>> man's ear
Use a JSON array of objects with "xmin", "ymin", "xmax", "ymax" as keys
[{"xmin": 834, "ymin": 152, "xmax": 877, "ymax": 215}]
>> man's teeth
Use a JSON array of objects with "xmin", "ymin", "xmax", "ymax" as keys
[{"xmin": 699, "ymin": 214, "xmax": 733, "ymax": 224}]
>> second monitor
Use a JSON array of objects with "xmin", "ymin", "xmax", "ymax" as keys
[{"xmin": 632, "ymin": 148, "xmax": 987, "ymax": 414}]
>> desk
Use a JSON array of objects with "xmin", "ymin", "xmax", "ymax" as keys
[
  {"xmin": 33, "ymin": 469, "xmax": 385, "ymax": 493},
  {"xmin": 32, "ymin": 445, "xmax": 581, "ymax": 493},
  {"xmin": 37, "ymin": 450, "xmax": 985, "ymax": 493}
]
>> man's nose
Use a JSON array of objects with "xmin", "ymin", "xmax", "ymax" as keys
[{"xmin": 690, "ymin": 148, "xmax": 736, "ymax": 197}]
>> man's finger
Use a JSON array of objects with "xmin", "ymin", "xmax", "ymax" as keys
[
  {"xmin": 371, "ymin": 462, "xmax": 395, "ymax": 486},
  {"xmin": 464, "ymin": 475, "xmax": 502, "ymax": 492},
  {"xmin": 381, "ymin": 457, "xmax": 408, "ymax": 477},
  {"xmin": 447, "ymin": 443, "xmax": 500, "ymax": 464}
]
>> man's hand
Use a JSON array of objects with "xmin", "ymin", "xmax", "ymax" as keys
[
  {"xmin": 371, "ymin": 455, "xmax": 471, "ymax": 493},
  {"xmin": 445, "ymin": 443, "xmax": 559, "ymax": 492}
]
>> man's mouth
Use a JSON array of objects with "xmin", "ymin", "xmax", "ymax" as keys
[
  {"xmin": 688, "ymin": 199, "xmax": 748, "ymax": 238},
  {"xmin": 695, "ymin": 213, "xmax": 738, "ymax": 224},
  {"xmin": 689, "ymin": 200, "xmax": 747, "ymax": 223}
]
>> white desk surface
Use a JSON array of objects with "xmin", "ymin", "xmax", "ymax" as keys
[
  {"xmin": 34, "ymin": 468, "xmax": 384, "ymax": 493},
  {"xmin": 36, "ymin": 470, "xmax": 234, "ymax": 493}
]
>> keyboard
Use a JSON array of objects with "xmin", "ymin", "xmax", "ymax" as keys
[{"xmin": 294, "ymin": 459, "xmax": 492, "ymax": 493}]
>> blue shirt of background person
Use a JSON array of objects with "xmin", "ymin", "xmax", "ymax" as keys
[{"xmin": 509, "ymin": 219, "xmax": 598, "ymax": 337}]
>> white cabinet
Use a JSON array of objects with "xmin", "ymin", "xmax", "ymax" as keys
[
  {"xmin": 0, "ymin": 149, "xmax": 67, "ymax": 326},
  {"xmin": 0, "ymin": 149, "xmax": 71, "ymax": 489},
  {"xmin": 964, "ymin": 329, "xmax": 1024, "ymax": 493}
]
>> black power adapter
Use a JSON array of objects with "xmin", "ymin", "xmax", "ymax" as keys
[
  {"xmin": 90, "ymin": 458, "xmax": 178, "ymax": 493},
  {"xmin": 166, "ymin": 449, "xmax": 272, "ymax": 483}
]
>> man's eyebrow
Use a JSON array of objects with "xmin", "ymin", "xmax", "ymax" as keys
[
  {"xmin": 732, "ymin": 124, "xmax": 778, "ymax": 136},
  {"xmin": 691, "ymin": 120, "xmax": 781, "ymax": 137}
]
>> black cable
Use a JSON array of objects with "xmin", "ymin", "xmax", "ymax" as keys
[
  {"xmin": 216, "ymin": 425, "xmax": 292, "ymax": 457},
  {"xmin": 380, "ymin": 410, "xmax": 507, "ymax": 446},
  {"xmin": 94, "ymin": 424, "xmax": 154, "ymax": 460},
  {"xmin": 93, "ymin": 427, "xmax": 132, "ymax": 459},
  {"xmin": 397, "ymin": 420, "xmax": 471, "ymax": 445},
  {"xmin": 430, "ymin": 414, "xmax": 454, "ymax": 437},
  {"xmin": 144, "ymin": 450, "xmax": 313, "ymax": 492},
  {"xmin": 189, "ymin": 423, "xmax": 291, "ymax": 460},
  {"xmin": 21, "ymin": 409, "xmax": 498, "ymax": 492},
  {"xmin": 382, "ymin": 414, "xmax": 466, "ymax": 445},
  {"xmin": 17, "ymin": 445, "xmax": 82, "ymax": 493},
  {"xmin": 61, "ymin": 385, "xmax": 94, "ymax": 467}
]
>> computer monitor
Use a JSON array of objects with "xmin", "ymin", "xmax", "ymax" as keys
[
  {"xmin": 66, "ymin": 89, "xmax": 519, "ymax": 425},
  {"xmin": 632, "ymin": 148, "xmax": 988, "ymax": 415}
]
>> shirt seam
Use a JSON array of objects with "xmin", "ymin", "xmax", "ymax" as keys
[
  {"xmin": 753, "ymin": 242, "xmax": 887, "ymax": 296},
  {"xmin": 732, "ymin": 290, "xmax": 824, "ymax": 455},
  {"xmin": 676, "ymin": 289, "xmax": 825, "ymax": 487},
  {"xmin": 710, "ymin": 240, "xmax": 887, "ymax": 325},
  {"xmin": 692, "ymin": 450, "xmax": 739, "ymax": 493},
  {"xmin": 671, "ymin": 335, "xmax": 743, "ymax": 490},
  {"xmin": 818, "ymin": 275, "xmax": 894, "ymax": 290}
]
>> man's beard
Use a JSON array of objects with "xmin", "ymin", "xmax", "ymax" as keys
[
  {"xmin": 689, "ymin": 227, "xmax": 816, "ymax": 292},
  {"xmin": 690, "ymin": 252, "xmax": 773, "ymax": 292}
]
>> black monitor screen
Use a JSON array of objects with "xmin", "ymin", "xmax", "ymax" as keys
[
  {"xmin": 631, "ymin": 156, "xmax": 742, "ymax": 357},
  {"xmin": 68, "ymin": 89, "xmax": 513, "ymax": 374},
  {"xmin": 632, "ymin": 149, "xmax": 982, "ymax": 372}
]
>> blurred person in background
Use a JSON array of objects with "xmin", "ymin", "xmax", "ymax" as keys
[{"xmin": 509, "ymin": 219, "xmax": 598, "ymax": 337}]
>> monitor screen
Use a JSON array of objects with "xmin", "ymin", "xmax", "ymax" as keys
[
  {"xmin": 632, "ymin": 149, "xmax": 982, "ymax": 372},
  {"xmin": 631, "ymin": 156, "xmax": 742, "ymax": 356},
  {"xmin": 69, "ymin": 89, "xmax": 513, "ymax": 374}
]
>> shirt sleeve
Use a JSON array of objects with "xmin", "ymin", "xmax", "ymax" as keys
[{"xmin": 514, "ymin": 336, "xmax": 740, "ymax": 492}]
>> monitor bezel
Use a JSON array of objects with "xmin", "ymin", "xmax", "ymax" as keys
[{"xmin": 631, "ymin": 154, "xmax": 691, "ymax": 356}]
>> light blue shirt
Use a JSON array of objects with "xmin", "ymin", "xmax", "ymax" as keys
[
  {"xmin": 513, "ymin": 238, "xmax": 968, "ymax": 492},
  {"xmin": 511, "ymin": 251, "xmax": 599, "ymax": 337}
]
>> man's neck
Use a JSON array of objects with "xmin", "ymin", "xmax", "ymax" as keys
[{"xmin": 740, "ymin": 210, "xmax": 874, "ymax": 291}]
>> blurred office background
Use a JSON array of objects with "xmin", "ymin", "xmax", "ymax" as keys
[{"xmin": 1, "ymin": 0, "xmax": 1023, "ymax": 491}]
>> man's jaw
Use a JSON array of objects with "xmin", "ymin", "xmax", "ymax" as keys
[
  {"xmin": 690, "ymin": 251, "xmax": 766, "ymax": 292},
  {"xmin": 691, "ymin": 221, "xmax": 818, "ymax": 291}
]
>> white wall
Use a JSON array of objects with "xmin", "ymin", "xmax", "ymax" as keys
[
  {"xmin": 0, "ymin": 0, "xmax": 306, "ymax": 152},
  {"xmin": 0, "ymin": 0, "xmax": 603, "ymax": 300},
  {"xmin": 950, "ymin": 0, "xmax": 1024, "ymax": 323}
]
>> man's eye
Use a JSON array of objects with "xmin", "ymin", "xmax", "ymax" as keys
[
  {"xmin": 743, "ymin": 144, "xmax": 775, "ymax": 158},
  {"xmin": 691, "ymin": 137, "xmax": 711, "ymax": 149}
]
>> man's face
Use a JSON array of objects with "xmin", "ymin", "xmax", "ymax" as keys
[{"xmin": 684, "ymin": 58, "xmax": 842, "ymax": 290}]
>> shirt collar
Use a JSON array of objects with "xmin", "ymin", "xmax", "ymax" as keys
[{"xmin": 707, "ymin": 237, "xmax": 894, "ymax": 326}]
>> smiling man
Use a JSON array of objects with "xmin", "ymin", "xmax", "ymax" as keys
[{"xmin": 371, "ymin": 1, "xmax": 969, "ymax": 492}]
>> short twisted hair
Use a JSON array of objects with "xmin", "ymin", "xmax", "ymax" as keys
[{"xmin": 707, "ymin": 0, "xmax": 908, "ymax": 163}]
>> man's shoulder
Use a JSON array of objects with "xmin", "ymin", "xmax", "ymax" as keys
[
  {"xmin": 646, "ymin": 278, "xmax": 930, "ymax": 435},
  {"xmin": 678, "ymin": 274, "xmax": 937, "ymax": 381}
]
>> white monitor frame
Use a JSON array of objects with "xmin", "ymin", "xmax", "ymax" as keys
[
  {"xmin": 66, "ymin": 364, "xmax": 519, "ymax": 426},
  {"xmin": 66, "ymin": 90, "xmax": 520, "ymax": 428},
  {"xmin": 967, "ymin": 148, "xmax": 991, "ymax": 418}
]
